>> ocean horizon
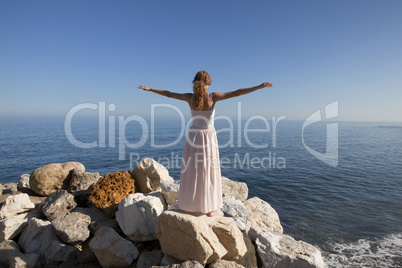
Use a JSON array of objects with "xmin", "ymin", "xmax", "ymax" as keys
[{"xmin": 0, "ymin": 117, "xmax": 401, "ymax": 267}]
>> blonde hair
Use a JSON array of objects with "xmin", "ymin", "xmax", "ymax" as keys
[{"xmin": 192, "ymin": 70, "xmax": 212, "ymax": 110}]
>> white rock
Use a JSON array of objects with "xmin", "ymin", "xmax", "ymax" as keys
[
  {"xmin": 132, "ymin": 158, "xmax": 174, "ymax": 193},
  {"xmin": 156, "ymin": 209, "xmax": 247, "ymax": 265},
  {"xmin": 89, "ymin": 226, "xmax": 139, "ymax": 268},
  {"xmin": 17, "ymin": 174, "xmax": 30, "ymax": 189},
  {"xmin": 243, "ymin": 196, "xmax": 283, "ymax": 233},
  {"xmin": 0, "ymin": 210, "xmax": 39, "ymax": 242},
  {"xmin": 52, "ymin": 212, "xmax": 91, "ymax": 245},
  {"xmin": 160, "ymin": 180, "xmax": 180, "ymax": 205},
  {"xmin": 9, "ymin": 253, "xmax": 39, "ymax": 268},
  {"xmin": 18, "ymin": 218, "xmax": 79, "ymax": 266},
  {"xmin": 116, "ymin": 193, "xmax": 164, "ymax": 242},
  {"xmin": 249, "ymin": 226, "xmax": 326, "ymax": 268},
  {"xmin": 221, "ymin": 196, "xmax": 248, "ymax": 231},
  {"xmin": 221, "ymin": 176, "xmax": 248, "ymax": 202},
  {"xmin": 0, "ymin": 194, "xmax": 35, "ymax": 219},
  {"xmin": 39, "ymin": 189, "xmax": 77, "ymax": 221}
]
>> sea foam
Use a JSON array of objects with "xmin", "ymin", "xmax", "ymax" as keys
[{"xmin": 323, "ymin": 232, "xmax": 402, "ymax": 268}]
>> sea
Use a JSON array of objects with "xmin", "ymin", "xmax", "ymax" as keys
[{"xmin": 0, "ymin": 116, "xmax": 401, "ymax": 267}]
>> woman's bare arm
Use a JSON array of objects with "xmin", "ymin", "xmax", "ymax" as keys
[
  {"xmin": 138, "ymin": 85, "xmax": 192, "ymax": 103},
  {"xmin": 211, "ymin": 82, "xmax": 273, "ymax": 103}
]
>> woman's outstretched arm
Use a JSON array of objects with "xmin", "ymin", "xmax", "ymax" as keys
[
  {"xmin": 211, "ymin": 82, "xmax": 273, "ymax": 103},
  {"xmin": 138, "ymin": 85, "xmax": 192, "ymax": 103}
]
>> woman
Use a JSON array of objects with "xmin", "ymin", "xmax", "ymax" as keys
[{"xmin": 138, "ymin": 71, "xmax": 273, "ymax": 216}]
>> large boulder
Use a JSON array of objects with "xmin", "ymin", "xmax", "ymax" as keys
[
  {"xmin": 156, "ymin": 210, "xmax": 247, "ymax": 265},
  {"xmin": 89, "ymin": 226, "xmax": 139, "ymax": 268},
  {"xmin": 243, "ymin": 197, "xmax": 283, "ymax": 233},
  {"xmin": 18, "ymin": 218, "xmax": 79, "ymax": 266},
  {"xmin": 30, "ymin": 162, "xmax": 85, "ymax": 196},
  {"xmin": 221, "ymin": 196, "xmax": 248, "ymax": 231},
  {"xmin": 0, "ymin": 193, "xmax": 35, "ymax": 219},
  {"xmin": 51, "ymin": 212, "xmax": 91, "ymax": 245},
  {"xmin": 221, "ymin": 176, "xmax": 248, "ymax": 202},
  {"xmin": 116, "ymin": 193, "xmax": 165, "ymax": 242},
  {"xmin": 132, "ymin": 158, "xmax": 174, "ymax": 193},
  {"xmin": 39, "ymin": 190, "xmax": 76, "ymax": 221},
  {"xmin": 0, "ymin": 210, "xmax": 40, "ymax": 242},
  {"xmin": 88, "ymin": 171, "xmax": 135, "ymax": 217},
  {"xmin": 249, "ymin": 226, "xmax": 325, "ymax": 268}
]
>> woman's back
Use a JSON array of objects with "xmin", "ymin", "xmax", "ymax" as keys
[{"xmin": 191, "ymin": 108, "xmax": 215, "ymax": 129}]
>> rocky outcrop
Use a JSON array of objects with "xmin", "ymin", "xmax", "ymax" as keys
[
  {"xmin": 18, "ymin": 218, "xmax": 79, "ymax": 265},
  {"xmin": 30, "ymin": 162, "xmax": 85, "ymax": 196},
  {"xmin": 249, "ymin": 226, "xmax": 325, "ymax": 268},
  {"xmin": 0, "ymin": 193, "xmax": 35, "ymax": 219},
  {"xmin": 156, "ymin": 209, "xmax": 247, "ymax": 265},
  {"xmin": 89, "ymin": 226, "xmax": 139, "ymax": 268},
  {"xmin": 116, "ymin": 193, "xmax": 165, "ymax": 242},
  {"xmin": 221, "ymin": 196, "xmax": 248, "ymax": 231},
  {"xmin": 51, "ymin": 212, "xmax": 91, "ymax": 245},
  {"xmin": 1, "ymin": 159, "xmax": 327, "ymax": 268},
  {"xmin": 221, "ymin": 176, "xmax": 248, "ymax": 202},
  {"xmin": 39, "ymin": 189, "xmax": 77, "ymax": 221},
  {"xmin": 243, "ymin": 196, "xmax": 283, "ymax": 233},
  {"xmin": 88, "ymin": 171, "xmax": 135, "ymax": 217},
  {"xmin": 132, "ymin": 158, "xmax": 174, "ymax": 193}
]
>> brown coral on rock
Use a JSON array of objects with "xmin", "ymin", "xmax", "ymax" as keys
[{"xmin": 88, "ymin": 171, "xmax": 135, "ymax": 217}]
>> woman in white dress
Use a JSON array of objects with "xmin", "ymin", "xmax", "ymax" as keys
[{"xmin": 138, "ymin": 71, "xmax": 273, "ymax": 216}]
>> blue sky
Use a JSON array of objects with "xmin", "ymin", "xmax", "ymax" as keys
[{"xmin": 1, "ymin": 0, "xmax": 401, "ymax": 122}]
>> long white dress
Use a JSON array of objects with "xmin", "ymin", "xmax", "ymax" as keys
[{"xmin": 178, "ymin": 108, "xmax": 223, "ymax": 213}]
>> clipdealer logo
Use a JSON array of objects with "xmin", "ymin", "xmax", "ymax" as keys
[
  {"xmin": 63, "ymin": 100, "xmax": 339, "ymax": 169},
  {"xmin": 302, "ymin": 101, "xmax": 338, "ymax": 167}
]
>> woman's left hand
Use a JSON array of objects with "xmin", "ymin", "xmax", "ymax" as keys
[{"xmin": 138, "ymin": 85, "xmax": 151, "ymax": 91}]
